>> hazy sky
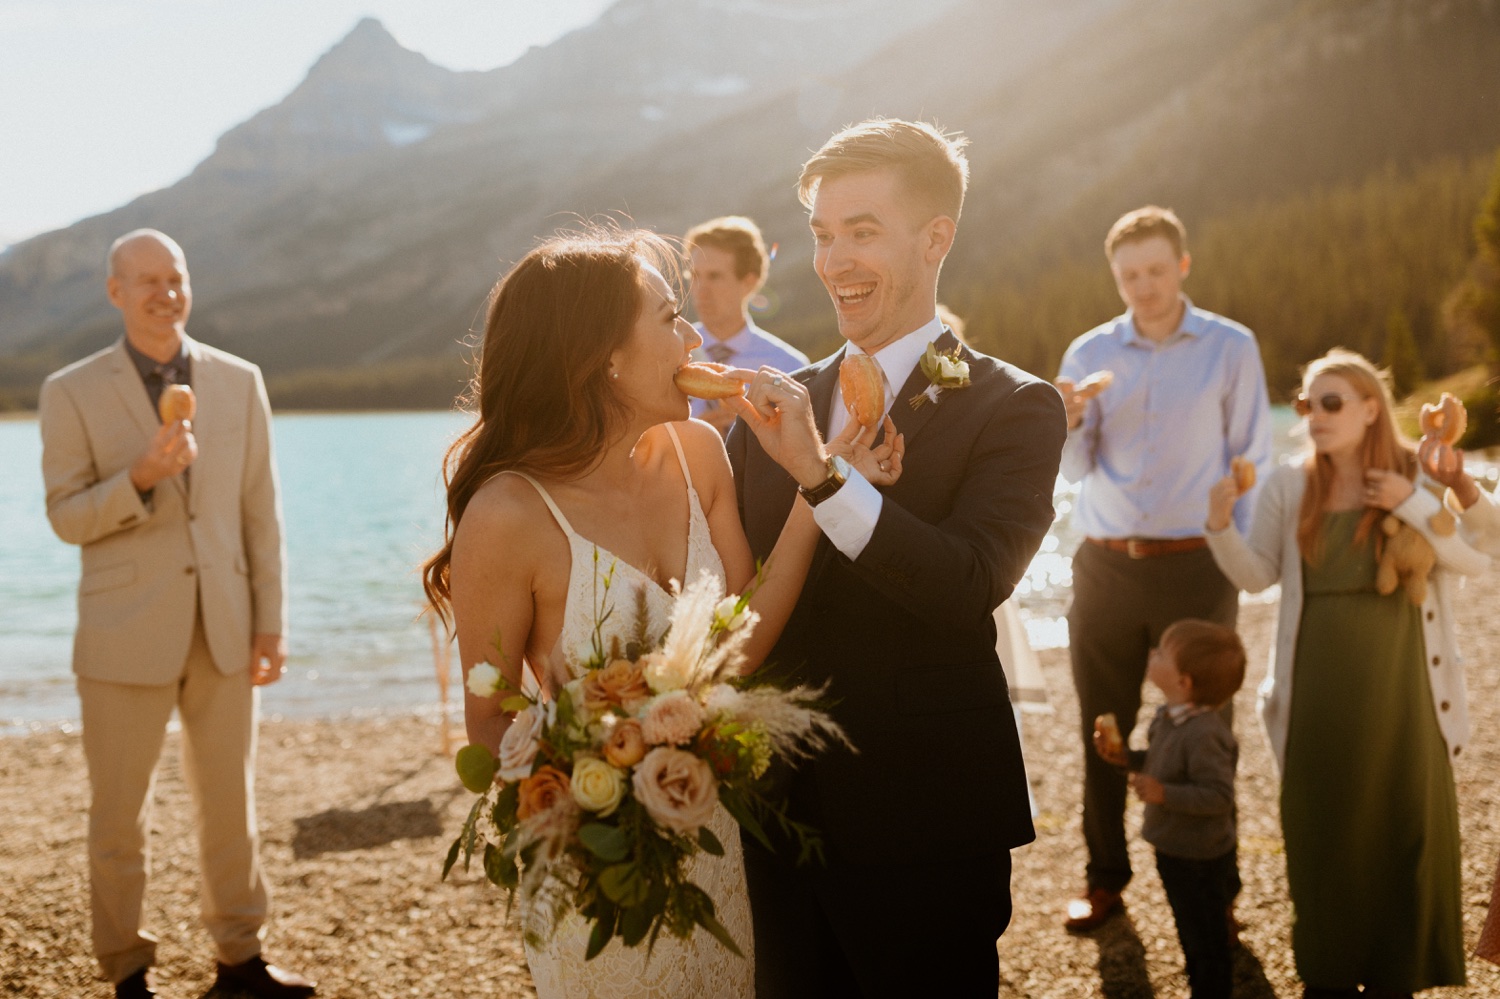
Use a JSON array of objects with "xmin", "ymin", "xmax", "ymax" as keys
[{"xmin": 0, "ymin": 0, "xmax": 616, "ymax": 245}]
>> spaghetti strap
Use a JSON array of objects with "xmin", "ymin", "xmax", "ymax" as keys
[
  {"xmin": 664, "ymin": 423, "xmax": 694, "ymax": 493},
  {"xmin": 497, "ymin": 470, "xmax": 577, "ymax": 537}
]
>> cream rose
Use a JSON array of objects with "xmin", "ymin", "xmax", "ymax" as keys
[
  {"xmin": 497, "ymin": 705, "xmax": 544, "ymax": 781},
  {"xmin": 640, "ymin": 690, "xmax": 706, "ymax": 746},
  {"xmin": 631, "ymin": 747, "xmax": 718, "ymax": 834},
  {"xmin": 603, "ymin": 718, "xmax": 647, "ymax": 768},
  {"xmin": 570, "ymin": 757, "xmax": 627, "ymax": 816},
  {"xmin": 466, "ymin": 661, "xmax": 502, "ymax": 698},
  {"xmin": 936, "ymin": 355, "xmax": 969, "ymax": 382},
  {"xmin": 640, "ymin": 650, "xmax": 689, "ymax": 694}
]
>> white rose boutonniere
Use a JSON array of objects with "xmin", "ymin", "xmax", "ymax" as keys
[{"xmin": 910, "ymin": 342, "xmax": 971, "ymax": 410}]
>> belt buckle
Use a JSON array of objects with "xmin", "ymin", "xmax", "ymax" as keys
[{"xmin": 1125, "ymin": 538, "xmax": 1148, "ymax": 559}]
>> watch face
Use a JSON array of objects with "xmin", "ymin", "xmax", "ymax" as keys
[{"xmin": 830, "ymin": 455, "xmax": 851, "ymax": 479}]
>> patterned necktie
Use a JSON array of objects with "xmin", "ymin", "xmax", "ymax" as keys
[{"xmin": 706, "ymin": 342, "xmax": 734, "ymax": 365}]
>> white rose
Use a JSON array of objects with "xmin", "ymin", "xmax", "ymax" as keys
[
  {"xmin": 570, "ymin": 757, "xmax": 627, "ymax": 816},
  {"xmin": 936, "ymin": 356, "xmax": 969, "ymax": 382},
  {"xmin": 466, "ymin": 661, "xmax": 502, "ymax": 699},
  {"xmin": 640, "ymin": 651, "xmax": 689, "ymax": 694},
  {"xmin": 497, "ymin": 706, "xmax": 544, "ymax": 781}
]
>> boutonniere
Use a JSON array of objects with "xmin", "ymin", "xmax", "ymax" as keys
[{"xmin": 909, "ymin": 342, "xmax": 971, "ymax": 410}]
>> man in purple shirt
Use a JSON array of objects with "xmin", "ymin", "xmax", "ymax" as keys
[
  {"xmin": 684, "ymin": 215, "xmax": 809, "ymax": 436},
  {"xmin": 1054, "ymin": 205, "xmax": 1271, "ymax": 932}
]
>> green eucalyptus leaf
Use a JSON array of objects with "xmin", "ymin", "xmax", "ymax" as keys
[
  {"xmin": 483, "ymin": 842, "xmax": 519, "ymax": 888},
  {"xmin": 499, "ymin": 695, "xmax": 532, "ymax": 714},
  {"xmin": 619, "ymin": 905, "xmax": 654, "ymax": 947},
  {"xmin": 697, "ymin": 826, "xmax": 724, "ymax": 856},
  {"xmin": 698, "ymin": 912, "xmax": 744, "ymax": 957},
  {"xmin": 492, "ymin": 781, "xmax": 520, "ymax": 829},
  {"xmin": 578, "ymin": 822, "xmax": 630, "ymax": 863},
  {"xmin": 455, "ymin": 744, "xmax": 498, "ymax": 793},
  {"xmin": 441, "ymin": 835, "xmax": 462, "ymax": 881},
  {"xmin": 599, "ymin": 863, "xmax": 649, "ymax": 907},
  {"xmin": 585, "ymin": 916, "xmax": 613, "ymax": 961}
]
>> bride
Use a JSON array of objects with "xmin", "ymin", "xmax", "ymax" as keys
[{"xmin": 422, "ymin": 226, "xmax": 900, "ymax": 998}]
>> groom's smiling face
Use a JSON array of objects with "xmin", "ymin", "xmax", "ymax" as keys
[{"xmin": 808, "ymin": 167, "xmax": 952, "ymax": 354}]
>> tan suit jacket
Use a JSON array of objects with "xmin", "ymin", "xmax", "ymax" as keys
[{"xmin": 40, "ymin": 335, "xmax": 286, "ymax": 684}]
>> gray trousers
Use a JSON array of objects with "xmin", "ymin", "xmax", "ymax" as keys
[{"xmin": 1066, "ymin": 542, "xmax": 1238, "ymax": 893}]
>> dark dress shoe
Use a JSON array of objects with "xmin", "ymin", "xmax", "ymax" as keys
[
  {"xmin": 115, "ymin": 968, "xmax": 155, "ymax": 998},
  {"xmin": 214, "ymin": 955, "xmax": 316, "ymax": 998},
  {"xmin": 1063, "ymin": 886, "xmax": 1124, "ymax": 932}
]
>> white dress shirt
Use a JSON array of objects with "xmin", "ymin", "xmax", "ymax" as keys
[{"xmin": 813, "ymin": 314, "xmax": 945, "ymax": 559}]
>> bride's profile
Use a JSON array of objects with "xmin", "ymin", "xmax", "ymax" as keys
[{"xmin": 422, "ymin": 225, "xmax": 898, "ymax": 997}]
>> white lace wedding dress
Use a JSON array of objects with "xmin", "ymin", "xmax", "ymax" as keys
[{"xmin": 503, "ymin": 424, "xmax": 754, "ymax": 998}]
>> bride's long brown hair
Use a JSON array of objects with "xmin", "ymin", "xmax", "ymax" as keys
[
  {"xmin": 1295, "ymin": 348, "xmax": 1416, "ymax": 562},
  {"xmin": 422, "ymin": 226, "xmax": 682, "ymax": 624}
]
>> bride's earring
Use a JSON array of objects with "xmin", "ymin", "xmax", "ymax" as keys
[{"xmin": 610, "ymin": 370, "xmax": 619, "ymax": 380}]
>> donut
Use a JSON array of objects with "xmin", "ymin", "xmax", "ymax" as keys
[
  {"xmin": 1419, "ymin": 392, "xmax": 1467, "ymax": 445},
  {"xmin": 1230, "ymin": 455, "xmax": 1257, "ymax": 494},
  {"xmin": 839, "ymin": 354, "xmax": 884, "ymax": 427},
  {"xmin": 1073, "ymin": 369, "xmax": 1114, "ymax": 401},
  {"xmin": 1094, "ymin": 713, "xmax": 1123, "ymax": 759},
  {"xmin": 673, "ymin": 362, "xmax": 743, "ymax": 400},
  {"xmin": 158, "ymin": 384, "xmax": 196, "ymax": 424}
]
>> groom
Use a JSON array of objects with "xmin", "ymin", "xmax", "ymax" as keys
[{"xmin": 726, "ymin": 119, "xmax": 1067, "ymax": 996}]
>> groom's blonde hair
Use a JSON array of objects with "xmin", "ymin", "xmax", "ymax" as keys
[{"xmin": 798, "ymin": 118, "xmax": 969, "ymax": 224}]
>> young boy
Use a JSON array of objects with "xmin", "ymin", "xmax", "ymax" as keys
[{"xmin": 1093, "ymin": 618, "xmax": 1246, "ymax": 999}]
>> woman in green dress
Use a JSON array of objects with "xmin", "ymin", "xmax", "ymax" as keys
[{"xmin": 1203, "ymin": 349, "xmax": 1490, "ymax": 997}]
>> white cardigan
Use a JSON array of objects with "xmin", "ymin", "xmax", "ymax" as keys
[{"xmin": 1205, "ymin": 462, "xmax": 1493, "ymax": 775}]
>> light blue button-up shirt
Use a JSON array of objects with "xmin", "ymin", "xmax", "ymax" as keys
[
  {"xmin": 689, "ymin": 319, "xmax": 809, "ymax": 419},
  {"xmin": 1058, "ymin": 298, "xmax": 1272, "ymax": 538}
]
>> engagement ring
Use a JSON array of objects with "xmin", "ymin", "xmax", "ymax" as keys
[{"xmin": 770, "ymin": 375, "xmax": 784, "ymax": 388}]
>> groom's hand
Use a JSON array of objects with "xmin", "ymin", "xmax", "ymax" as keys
[{"xmin": 726, "ymin": 367, "xmax": 829, "ymax": 487}]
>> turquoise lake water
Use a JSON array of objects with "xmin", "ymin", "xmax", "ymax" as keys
[{"xmin": 2, "ymin": 407, "xmax": 1315, "ymax": 731}]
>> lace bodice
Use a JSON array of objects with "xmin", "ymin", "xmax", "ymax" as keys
[{"xmin": 501, "ymin": 422, "xmax": 753, "ymax": 998}]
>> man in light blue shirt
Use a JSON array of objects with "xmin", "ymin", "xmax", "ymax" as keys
[
  {"xmin": 1054, "ymin": 205, "xmax": 1271, "ymax": 933},
  {"xmin": 684, "ymin": 216, "xmax": 809, "ymax": 435}
]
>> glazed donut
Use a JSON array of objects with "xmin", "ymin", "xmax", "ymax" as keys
[
  {"xmin": 673, "ymin": 362, "xmax": 743, "ymax": 400},
  {"xmin": 1094, "ymin": 713, "xmax": 1124, "ymax": 760},
  {"xmin": 1073, "ymin": 369, "xmax": 1115, "ymax": 401},
  {"xmin": 839, "ymin": 354, "xmax": 884, "ymax": 427},
  {"xmin": 1419, "ymin": 392, "xmax": 1467, "ymax": 446},
  {"xmin": 158, "ymin": 384, "xmax": 197, "ymax": 424},
  {"xmin": 1230, "ymin": 455, "xmax": 1257, "ymax": 494}
]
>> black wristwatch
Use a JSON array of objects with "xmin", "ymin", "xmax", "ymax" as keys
[{"xmin": 798, "ymin": 455, "xmax": 851, "ymax": 507}]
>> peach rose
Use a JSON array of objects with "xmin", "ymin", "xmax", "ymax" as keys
[
  {"xmin": 517, "ymin": 765, "xmax": 573, "ymax": 821},
  {"xmin": 497, "ymin": 705, "xmax": 544, "ymax": 781},
  {"xmin": 581, "ymin": 659, "xmax": 651, "ymax": 713},
  {"xmin": 640, "ymin": 690, "xmax": 706, "ymax": 746},
  {"xmin": 603, "ymin": 718, "xmax": 647, "ymax": 768},
  {"xmin": 631, "ymin": 747, "xmax": 718, "ymax": 834}
]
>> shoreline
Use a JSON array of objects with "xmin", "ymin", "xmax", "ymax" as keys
[{"xmin": 3, "ymin": 590, "xmax": 1498, "ymax": 997}]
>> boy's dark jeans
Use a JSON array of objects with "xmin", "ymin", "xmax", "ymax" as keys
[{"xmin": 1156, "ymin": 848, "xmax": 1240, "ymax": 999}]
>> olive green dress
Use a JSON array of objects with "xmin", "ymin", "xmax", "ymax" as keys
[{"xmin": 1282, "ymin": 510, "xmax": 1466, "ymax": 990}]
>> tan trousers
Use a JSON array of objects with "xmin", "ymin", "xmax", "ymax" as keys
[{"xmin": 78, "ymin": 611, "xmax": 267, "ymax": 984}]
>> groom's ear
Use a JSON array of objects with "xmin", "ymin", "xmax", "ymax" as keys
[{"xmin": 923, "ymin": 216, "xmax": 956, "ymax": 264}]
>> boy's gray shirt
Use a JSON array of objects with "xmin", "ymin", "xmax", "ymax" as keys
[{"xmin": 1131, "ymin": 704, "xmax": 1238, "ymax": 859}]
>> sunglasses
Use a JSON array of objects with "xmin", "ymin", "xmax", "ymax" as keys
[{"xmin": 1293, "ymin": 392, "xmax": 1359, "ymax": 416}]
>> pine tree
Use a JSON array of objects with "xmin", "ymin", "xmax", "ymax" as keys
[
  {"xmin": 1383, "ymin": 306, "xmax": 1424, "ymax": 398},
  {"xmin": 1445, "ymin": 149, "xmax": 1500, "ymax": 369}
]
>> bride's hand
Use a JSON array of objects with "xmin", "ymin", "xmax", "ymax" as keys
[
  {"xmin": 827, "ymin": 415, "xmax": 904, "ymax": 486},
  {"xmin": 725, "ymin": 368, "xmax": 829, "ymax": 486}
]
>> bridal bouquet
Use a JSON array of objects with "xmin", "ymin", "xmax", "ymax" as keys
[{"xmin": 442, "ymin": 568, "xmax": 846, "ymax": 959}]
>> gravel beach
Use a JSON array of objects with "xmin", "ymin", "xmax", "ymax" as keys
[{"xmin": 4, "ymin": 585, "xmax": 1498, "ymax": 998}]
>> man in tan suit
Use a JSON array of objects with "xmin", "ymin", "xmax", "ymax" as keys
[{"xmin": 39, "ymin": 230, "xmax": 315, "ymax": 999}]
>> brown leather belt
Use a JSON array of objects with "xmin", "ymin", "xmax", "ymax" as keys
[{"xmin": 1086, "ymin": 536, "xmax": 1209, "ymax": 559}]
